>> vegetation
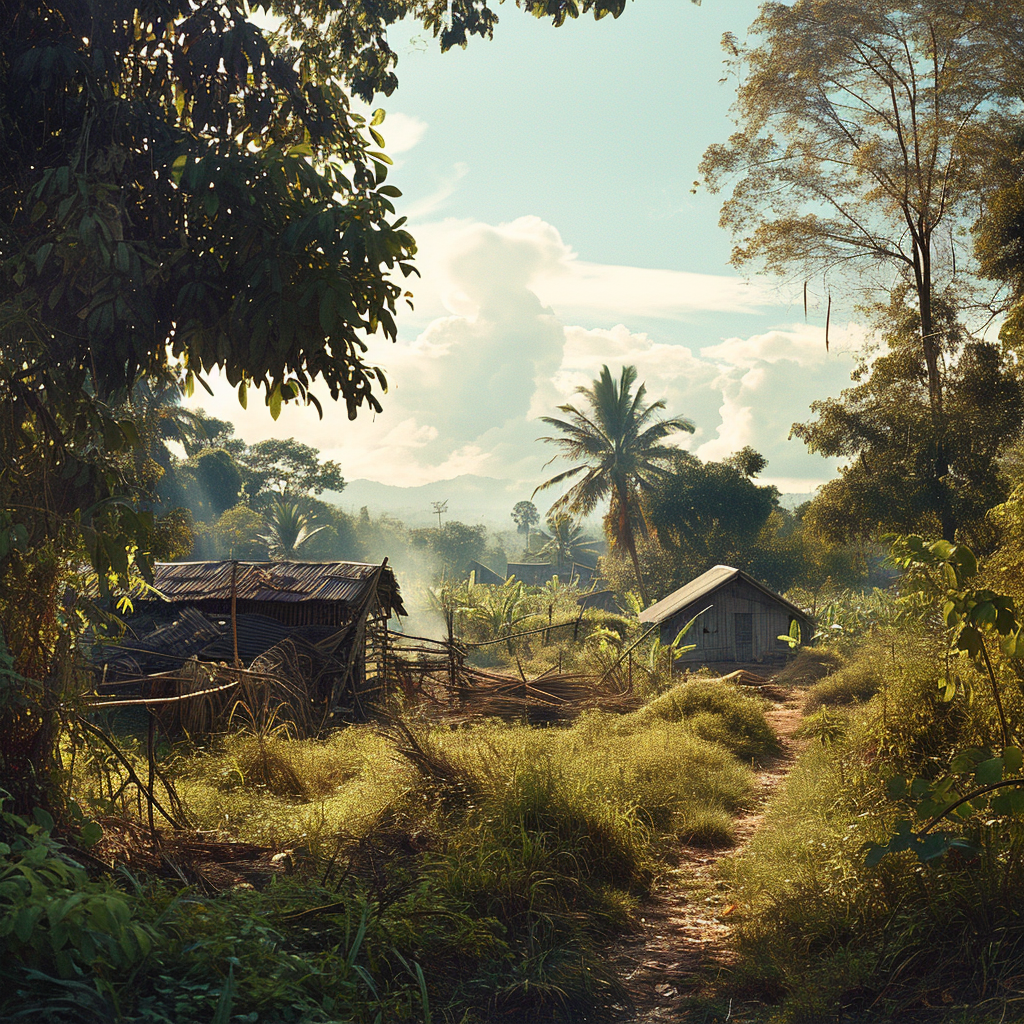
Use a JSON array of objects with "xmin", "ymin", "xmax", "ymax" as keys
[
  {"xmin": 0, "ymin": 675, "xmax": 775, "ymax": 1023},
  {"xmin": 535, "ymin": 364, "xmax": 694, "ymax": 604},
  {"xmin": 11, "ymin": 0, "xmax": 1024, "ymax": 1022},
  {"xmin": 702, "ymin": 0, "xmax": 1024, "ymax": 542}
]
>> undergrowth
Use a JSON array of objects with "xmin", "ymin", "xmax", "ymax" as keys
[
  {"xmin": 720, "ymin": 626, "xmax": 1024, "ymax": 1022},
  {"xmin": 39, "ymin": 677, "xmax": 776, "ymax": 1023}
]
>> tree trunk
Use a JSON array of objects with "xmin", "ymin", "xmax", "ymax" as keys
[
  {"xmin": 915, "ymin": 234, "xmax": 955, "ymax": 541},
  {"xmin": 615, "ymin": 485, "xmax": 650, "ymax": 606}
]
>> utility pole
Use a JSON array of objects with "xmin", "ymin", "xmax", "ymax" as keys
[{"xmin": 431, "ymin": 500, "xmax": 448, "ymax": 530}]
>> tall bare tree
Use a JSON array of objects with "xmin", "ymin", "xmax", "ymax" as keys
[{"xmin": 701, "ymin": 0, "xmax": 1024, "ymax": 539}]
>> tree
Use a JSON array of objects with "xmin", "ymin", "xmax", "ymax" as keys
[
  {"xmin": 701, "ymin": 0, "xmax": 1024, "ymax": 540},
  {"xmin": 0, "ymin": 0, "xmax": 649, "ymax": 809},
  {"xmin": 237, "ymin": 438, "xmax": 345, "ymax": 504},
  {"xmin": 202, "ymin": 503, "xmax": 268, "ymax": 560},
  {"xmin": 511, "ymin": 500, "xmax": 541, "ymax": 540},
  {"xmin": 534, "ymin": 364, "xmax": 693, "ymax": 604},
  {"xmin": 178, "ymin": 448, "xmax": 245, "ymax": 522},
  {"xmin": 534, "ymin": 513, "xmax": 600, "ymax": 571},
  {"xmin": 644, "ymin": 450, "xmax": 779, "ymax": 579},
  {"xmin": 795, "ymin": 288, "xmax": 1023, "ymax": 547},
  {"xmin": 413, "ymin": 520, "xmax": 489, "ymax": 579},
  {"xmin": 260, "ymin": 499, "xmax": 327, "ymax": 560}
]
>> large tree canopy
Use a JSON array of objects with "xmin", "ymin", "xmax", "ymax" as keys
[
  {"xmin": 702, "ymin": 0, "xmax": 1024, "ymax": 540},
  {"xmin": 0, "ymin": 0, "xmax": 647, "ymax": 807}
]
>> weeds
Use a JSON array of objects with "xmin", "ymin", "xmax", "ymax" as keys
[
  {"xmin": 52, "ymin": 679, "xmax": 774, "ymax": 1023},
  {"xmin": 721, "ymin": 622, "xmax": 1024, "ymax": 1021}
]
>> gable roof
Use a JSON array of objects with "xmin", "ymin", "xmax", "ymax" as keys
[{"xmin": 639, "ymin": 565, "xmax": 812, "ymax": 626}]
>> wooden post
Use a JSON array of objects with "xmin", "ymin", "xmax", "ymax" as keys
[
  {"xmin": 447, "ymin": 609, "xmax": 458, "ymax": 705},
  {"xmin": 230, "ymin": 560, "xmax": 240, "ymax": 668},
  {"xmin": 146, "ymin": 709, "xmax": 157, "ymax": 840}
]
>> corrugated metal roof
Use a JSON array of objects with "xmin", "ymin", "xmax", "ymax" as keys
[
  {"xmin": 150, "ymin": 560, "xmax": 406, "ymax": 616},
  {"xmin": 639, "ymin": 565, "xmax": 813, "ymax": 626}
]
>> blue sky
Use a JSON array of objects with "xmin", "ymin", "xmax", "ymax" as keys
[{"xmin": 192, "ymin": 2, "xmax": 866, "ymax": 500}]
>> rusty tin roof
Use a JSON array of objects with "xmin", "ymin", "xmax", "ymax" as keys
[{"xmin": 150, "ymin": 561, "xmax": 406, "ymax": 617}]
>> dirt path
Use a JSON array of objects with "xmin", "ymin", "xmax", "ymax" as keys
[{"xmin": 608, "ymin": 684, "xmax": 807, "ymax": 1022}]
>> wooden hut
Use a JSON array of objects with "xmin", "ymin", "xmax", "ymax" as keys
[
  {"xmin": 505, "ymin": 562, "xmax": 557, "ymax": 587},
  {"xmin": 639, "ymin": 565, "xmax": 813, "ymax": 667},
  {"xmin": 465, "ymin": 559, "xmax": 506, "ymax": 586},
  {"xmin": 90, "ymin": 561, "xmax": 408, "ymax": 735}
]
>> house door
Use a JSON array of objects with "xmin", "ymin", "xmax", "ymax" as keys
[{"xmin": 734, "ymin": 613, "xmax": 753, "ymax": 662}]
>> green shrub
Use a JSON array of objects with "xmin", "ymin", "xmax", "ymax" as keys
[
  {"xmin": 774, "ymin": 646, "xmax": 843, "ymax": 687},
  {"xmin": 804, "ymin": 656, "xmax": 881, "ymax": 712},
  {"xmin": 0, "ymin": 798, "xmax": 153, "ymax": 1019},
  {"xmin": 722, "ymin": 630, "xmax": 1024, "ymax": 1020},
  {"xmin": 625, "ymin": 679, "xmax": 782, "ymax": 762}
]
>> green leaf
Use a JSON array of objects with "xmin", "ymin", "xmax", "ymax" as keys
[
  {"xmin": 1004, "ymin": 746, "xmax": 1023, "ymax": 773},
  {"xmin": 237, "ymin": 381, "xmax": 248, "ymax": 410},
  {"xmin": 170, "ymin": 154, "xmax": 188, "ymax": 184},
  {"xmin": 953, "ymin": 546, "xmax": 978, "ymax": 578},
  {"xmin": 79, "ymin": 820, "xmax": 103, "ymax": 847},
  {"xmin": 975, "ymin": 757, "xmax": 1004, "ymax": 785},
  {"xmin": 917, "ymin": 833, "xmax": 951, "ymax": 862},
  {"xmin": 886, "ymin": 776, "xmax": 908, "ymax": 799},
  {"xmin": 371, "ymin": 108, "xmax": 386, "ymax": 126},
  {"xmin": 268, "ymin": 384, "xmax": 282, "ymax": 421}
]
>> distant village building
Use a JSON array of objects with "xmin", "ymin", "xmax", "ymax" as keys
[
  {"xmin": 466, "ymin": 559, "xmax": 506, "ymax": 586},
  {"xmin": 640, "ymin": 565, "xmax": 814, "ymax": 667},
  {"xmin": 505, "ymin": 562, "xmax": 558, "ymax": 587}
]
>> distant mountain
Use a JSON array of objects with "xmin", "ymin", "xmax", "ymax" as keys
[
  {"xmin": 330, "ymin": 475, "xmax": 540, "ymax": 529},
  {"xmin": 330, "ymin": 476, "xmax": 814, "ymax": 529},
  {"xmin": 777, "ymin": 492, "xmax": 814, "ymax": 511}
]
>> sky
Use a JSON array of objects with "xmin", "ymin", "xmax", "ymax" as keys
[{"xmin": 188, "ymin": 1, "xmax": 867, "ymax": 507}]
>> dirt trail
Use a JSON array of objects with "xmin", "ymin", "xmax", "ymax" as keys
[{"xmin": 609, "ymin": 684, "xmax": 807, "ymax": 1022}]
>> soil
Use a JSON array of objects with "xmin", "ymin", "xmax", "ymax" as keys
[{"xmin": 608, "ymin": 681, "xmax": 808, "ymax": 1023}]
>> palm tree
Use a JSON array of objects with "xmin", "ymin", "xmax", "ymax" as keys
[
  {"xmin": 534, "ymin": 513, "xmax": 600, "ymax": 572},
  {"xmin": 259, "ymin": 498, "xmax": 326, "ymax": 559},
  {"xmin": 534, "ymin": 365, "xmax": 693, "ymax": 605}
]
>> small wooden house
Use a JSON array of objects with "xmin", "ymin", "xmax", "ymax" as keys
[
  {"xmin": 639, "ymin": 565, "xmax": 814, "ymax": 667},
  {"xmin": 466, "ymin": 560, "xmax": 506, "ymax": 586}
]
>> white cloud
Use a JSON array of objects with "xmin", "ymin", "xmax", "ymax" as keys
[
  {"xmin": 379, "ymin": 112, "xmax": 428, "ymax": 155},
  {"xmin": 404, "ymin": 163, "xmax": 469, "ymax": 221},
  {"xmin": 536, "ymin": 260, "xmax": 778, "ymax": 317},
  {"xmin": 185, "ymin": 216, "xmax": 864, "ymax": 495}
]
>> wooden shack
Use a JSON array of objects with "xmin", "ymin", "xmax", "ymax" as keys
[{"xmin": 639, "ymin": 565, "xmax": 814, "ymax": 667}]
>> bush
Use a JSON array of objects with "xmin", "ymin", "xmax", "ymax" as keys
[
  {"xmin": 804, "ymin": 655, "xmax": 881, "ymax": 712},
  {"xmin": 722, "ymin": 629, "xmax": 1024, "ymax": 1020},
  {"xmin": 774, "ymin": 647, "xmax": 843, "ymax": 687},
  {"xmin": 625, "ymin": 679, "xmax": 782, "ymax": 762}
]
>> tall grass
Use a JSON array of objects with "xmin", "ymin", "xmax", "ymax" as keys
[
  {"xmin": 63, "ymin": 676, "xmax": 778, "ymax": 1022},
  {"xmin": 721, "ymin": 628, "xmax": 1024, "ymax": 1021}
]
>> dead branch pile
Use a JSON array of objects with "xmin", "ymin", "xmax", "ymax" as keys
[{"xmin": 374, "ymin": 628, "xmax": 642, "ymax": 724}]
